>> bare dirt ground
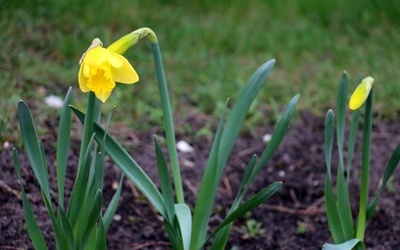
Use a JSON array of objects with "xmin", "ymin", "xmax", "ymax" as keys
[{"xmin": 1, "ymin": 112, "xmax": 400, "ymax": 249}]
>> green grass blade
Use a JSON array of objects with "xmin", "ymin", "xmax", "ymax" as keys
[
  {"xmin": 57, "ymin": 205, "xmax": 76, "ymax": 250},
  {"xmin": 346, "ymin": 110, "xmax": 359, "ymax": 184},
  {"xmin": 17, "ymin": 101, "xmax": 50, "ymax": 199},
  {"xmin": 190, "ymin": 100, "xmax": 227, "ymax": 249},
  {"xmin": 13, "ymin": 148, "xmax": 48, "ymax": 250},
  {"xmin": 367, "ymin": 143, "xmax": 400, "ymax": 220},
  {"xmin": 103, "ymin": 174, "xmax": 124, "ymax": 231},
  {"xmin": 154, "ymin": 135, "xmax": 176, "ymax": 224},
  {"xmin": 324, "ymin": 176, "xmax": 345, "ymax": 243},
  {"xmin": 207, "ymin": 182, "xmax": 282, "ymax": 248},
  {"xmin": 175, "ymin": 204, "xmax": 192, "ymax": 250},
  {"xmin": 56, "ymin": 87, "xmax": 72, "ymax": 208},
  {"xmin": 322, "ymin": 238, "xmax": 360, "ymax": 250},
  {"xmin": 336, "ymin": 73, "xmax": 348, "ymax": 173},
  {"xmin": 71, "ymin": 106, "xmax": 167, "ymax": 218}
]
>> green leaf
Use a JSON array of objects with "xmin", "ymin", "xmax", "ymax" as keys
[
  {"xmin": 324, "ymin": 110, "xmax": 335, "ymax": 180},
  {"xmin": 322, "ymin": 238, "xmax": 360, "ymax": 250},
  {"xmin": 42, "ymin": 189, "xmax": 68, "ymax": 250},
  {"xmin": 207, "ymin": 182, "xmax": 282, "ymax": 248},
  {"xmin": 79, "ymin": 189, "xmax": 103, "ymax": 247},
  {"xmin": 96, "ymin": 219, "xmax": 106, "ymax": 250},
  {"xmin": 67, "ymin": 133, "xmax": 96, "ymax": 228},
  {"xmin": 56, "ymin": 87, "xmax": 72, "ymax": 208},
  {"xmin": 191, "ymin": 59, "xmax": 276, "ymax": 249},
  {"xmin": 175, "ymin": 204, "xmax": 192, "ymax": 250},
  {"xmin": 57, "ymin": 205, "xmax": 75, "ymax": 250},
  {"xmin": 71, "ymin": 106, "xmax": 166, "ymax": 218},
  {"xmin": 247, "ymin": 94, "xmax": 299, "ymax": 187},
  {"xmin": 17, "ymin": 101, "xmax": 50, "ymax": 199},
  {"xmin": 324, "ymin": 176, "xmax": 345, "ymax": 243},
  {"xmin": 190, "ymin": 100, "xmax": 228, "ymax": 249},
  {"xmin": 103, "ymin": 174, "xmax": 124, "ymax": 231},
  {"xmin": 13, "ymin": 148, "xmax": 48, "ymax": 250},
  {"xmin": 346, "ymin": 110, "xmax": 359, "ymax": 183},
  {"xmin": 336, "ymin": 72, "xmax": 348, "ymax": 172},
  {"xmin": 154, "ymin": 135, "xmax": 175, "ymax": 224},
  {"xmin": 336, "ymin": 166, "xmax": 354, "ymax": 239},
  {"xmin": 367, "ymin": 143, "xmax": 400, "ymax": 220}
]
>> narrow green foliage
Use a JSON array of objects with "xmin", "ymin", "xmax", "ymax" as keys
[
  {"xmin": 323, "ymin": 238, "xmax": 361, "ymax": 250},
  {"xmin": 71, "ymin": 106, "xmax": 167, "ymax": 218},
  {"xmin": 103, "ymin": 175, "xmax": 124, "ymax": 231},
  {"xmin": 17, "ymin": 101, "xmax": 50, "ymax": 199},
  {"xmin": 56, "ymin": 87, "xmax": 72, "ymax": 208},
  {"xmin": 367, "ymin": 143, "xmax": 400, "ymax": 219},
  {"xmin": 175, "ymin": 204, "xmax": 192, "ymax": 250},
  {"xmin": 13, "ymin": 148, "xmax": 48, "ymax": 250},
  {"xmin": 346, "ymin": 110, "xmax": 359, "ymax": 183}
]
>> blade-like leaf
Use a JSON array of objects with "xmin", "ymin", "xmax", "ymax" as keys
[
  {"xmin": 71, "ymin": 106, "xmax": 166, "ymax": 218},
  {"xmin": 17, "ymin": 101, "xmax": 50, "ymax": 199},
  {"xmin": 346, "ymin": 110, "xmax": 359, "ymax": 183},
  {"xmin": 336, "ymin": 72, "xmax": 348, "ymax": 171},
  {"xmin": 56, "ymin": 87, "xmax": 73, "ymax": 208},
  {"xmin": 207, "ymin": 182, "xmax": 281, "ymax": 248},
  {"xmin": 247, "ymin": 94, "xmax": 299, "ymax": 187},
  {"xmin": 57, "ymin": 205, "xmax": 75, "ymax": 250},
  {"xmin": 103, "ymin": 174, "xmax": 124, "ymax": 231},
  {"xmin": 324, "ymin": 110, "xmax": 335, "ymax": 180},
  {"xmin": 191, "ymin": 59, "xmax": 276, "ymax": 249},
  {"xmin": 336, "ymin": 167, "xmax": 354, "ymax": 239},
  {"xmin": 13, "ymin": 148, "xmax": 48, "ymax": 250},
  {"xmin": 79, "ymin": 189, "xmax": 103, "ymax": 247},
  {"xmin": 175, "ymin": 204, "xmax": 192, "ymax": 250},
  {"xmin": 322, "ymin": 238, "xmax": 360, "ymax": 250},
  {"xmin": 367, "ymin": 143, "xmax": 400, "ymax": 219},
  {"xmin": 154, "ymin": 135, "xmax": 175, "ymax": 223},
  {"xmin": 324, "ymin": 176, "xmax": 345, "ymax": 243},
  {"xmin": 96, "ymin": 219, "xmax": 106, "ymax": 250},
  {"xmin": 42, "ymin": 189, "xmax": 68, "ymax": 250},
  {"xmin": 190, "ymin": 100, "xmax": 228, "ymax": 249}
]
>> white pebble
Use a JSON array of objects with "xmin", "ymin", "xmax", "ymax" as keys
[
  {"xmin": 176, "ymin": 140, "xmax": 194, "ymax": 153},
  {"xmin": 45, "ymin": 95, "xmax": 64, "ymax": 108},
  {"xmin": 263, "ymin": 134, "xmax": 272, "ymax": 143},
  {"xmin": 3, "ymin": 141, "xmax": 10, "ymax": 148},
  {"xmin": 278, "ymin": 170, "xmax": 286, "ymax": 177}
]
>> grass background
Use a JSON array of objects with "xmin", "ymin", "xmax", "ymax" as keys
[{"xmin": 1, "ymin": 0, "xmax": 399, "ymax": 142}]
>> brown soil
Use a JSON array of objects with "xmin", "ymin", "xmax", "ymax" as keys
[{"xmin": 1, "ymin": 112, "xmax": 400, "ymax": 250}]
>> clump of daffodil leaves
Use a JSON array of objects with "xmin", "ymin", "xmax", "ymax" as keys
[
  {"xmin": 14, "ymin": 26, "xmax": 300, "ymax": 250},
  {"xmin": 323, "ymin": 74, "xmax": 400, "ymax": 250}
]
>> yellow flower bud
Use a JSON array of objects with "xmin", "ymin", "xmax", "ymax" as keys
[{"xmin": 349, "ymin": 76, "xmax": 374, "ymax": 110}]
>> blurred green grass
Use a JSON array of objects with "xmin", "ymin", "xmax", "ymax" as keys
[{"xmin": 1, "ymin": 0, "xmax": 399, "ymax": 142}]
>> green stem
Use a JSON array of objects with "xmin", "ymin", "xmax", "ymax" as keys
[
  {"xmin": 356, "ymin": 89, "xmax": 373, "ymax": 242},
  {"xmin": 77, "ymin": 91, "xmax": 96, "ymax": 171},
  {"xmin": 151, "ymin": 43, "xmax": 184, "ymax": 204}
]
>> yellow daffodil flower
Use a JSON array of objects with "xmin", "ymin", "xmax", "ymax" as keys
[
  {"xmin": 78, "ymin": 38, "xmax": 139, "ymax": 102},
  {"xmin": 349, "ymin": 76, "xmax": 374, "ymax": 110}
]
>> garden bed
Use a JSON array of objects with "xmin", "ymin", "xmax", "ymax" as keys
[{"xmin": 1, "ymin": 112, "xmax": 399, "ymax": 249}]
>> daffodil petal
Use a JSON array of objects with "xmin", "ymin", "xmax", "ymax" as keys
[
  {"xmin": 95, "ymin": 89, "xmax": 113, "ymax": 103},
  {"xmin": 107, "ymin": 53, "xmax": 123, "ymax": 68},
  {"xmin": 84, "ymin": 47, "xmax": 109, "ymax": 66},
  {"xmin": 78, "ymin": 63, "xmax": 90, "ymax": 92},
  {"xmin": 111, "ymin": 53, "xmax": 139, "ymax": 83},
  {"xmin": 349, "ymin": 76, "xmax": 374, "ymax": 110}
]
